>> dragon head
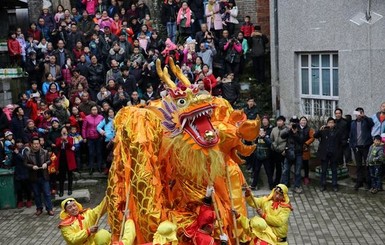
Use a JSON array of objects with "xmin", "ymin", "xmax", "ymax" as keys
[{"xmin": 153, "ymin": 58, "xmax": 219, "ymax": 148}]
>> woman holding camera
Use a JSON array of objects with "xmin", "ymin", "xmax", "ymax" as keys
[
  {"xmin": 56, "ymin": 126, "xmax": 76, "ymax": 197},
  {"xmin": 223, "ymin": 36, "xmax": 242, "ymax": 79}
]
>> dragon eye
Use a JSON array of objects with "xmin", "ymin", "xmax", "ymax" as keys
[{"xmin": 176, "ymin": 98, "xmax": 187, "ymax": 107}]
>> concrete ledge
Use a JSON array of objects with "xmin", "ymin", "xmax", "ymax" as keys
[
  {"xmin": 73, "ymin": 179, "xmax": 99, "ymax": 187},
  {"xmin": 52, "ymin": 189, "xmax": 90, "ymax": 205}
]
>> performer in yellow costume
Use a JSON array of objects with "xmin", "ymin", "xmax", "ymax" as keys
[
  {"xmin": 58, "ymin": 197, "xmax": 110, "ymax": 245},
  {"xmin": 237, "ymin": 184, "xmax": 293, "ymax": 245}
]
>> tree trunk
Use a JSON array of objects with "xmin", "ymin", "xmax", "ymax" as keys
[{"xmin": 28, "ymin": 0, "xmax": 43, "ymax": 24}]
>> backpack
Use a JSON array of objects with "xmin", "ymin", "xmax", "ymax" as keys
[{"xmin": 251, "ymin": 36, "xmax": 265, "ymax": 57}]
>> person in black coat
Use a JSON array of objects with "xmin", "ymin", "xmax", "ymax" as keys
[
  {"xmin": 87, "ymin": 55, "xmax": 105, "ymax": 100},
  {"xmin": 314, "ymin": 117, "xmax": 342, "ymax": 192},
  {"xmin": 116, "ymin": 65, "xmax": 137, "ymax": 96},
  {"xmin": 25, "ymin": 51, "xmax": 43, "ymax": 84},
  {"xmin": 334, "ymin": 108, "xmax": 352, "ymax": 165},
  {"xmin": 10, "ymin": 106, "xmax": 28, "ymax": 142},
  {"xmin": 13, "ymin": 140, "xmax": 32, "ymax": 208}
]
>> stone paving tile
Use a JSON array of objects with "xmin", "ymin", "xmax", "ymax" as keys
[{"xmin": 1, "ymin": 181, "xmax": 385, "ymax": 244}]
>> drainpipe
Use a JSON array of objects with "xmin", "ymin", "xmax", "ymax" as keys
[{"xmin": 272, "ymin": 0, "xmax": 280, "ymax": 116}]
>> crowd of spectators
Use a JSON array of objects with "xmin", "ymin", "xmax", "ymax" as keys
[
  {"xmin": 244, "ymin": 101, "xmax": 385, "ymax": 194},
  {"xmin": 1, "ymin": 0, "xmax": 270, "ymax": 214}
]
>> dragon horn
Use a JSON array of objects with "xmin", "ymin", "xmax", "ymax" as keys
[
  {"xmin": 156, "ymin": 59, "xmax": 176, "ymax": 88},
  {"xmin": 169, "ymin": 57, "xmax": 191, "ymax": 87}
]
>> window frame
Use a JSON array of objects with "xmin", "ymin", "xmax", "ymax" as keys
[{"xmin": 299, "ymin": 52, "xmax": 339, "ymax": 117}]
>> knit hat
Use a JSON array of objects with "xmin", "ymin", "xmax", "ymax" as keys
[
  {"xmin": 27, "ymin": 119, "xmax": 34, "ymax": 125},
  {"xmin": 4, "ymin": 130, "xmax": 13, "ymax": 137},
  {"xmin": 51, "ymin": 117, "xmax": 60, "ymax": 123}
]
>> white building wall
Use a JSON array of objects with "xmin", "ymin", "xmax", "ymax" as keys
[{"xmin": 270, "ymin": 0, "xmax": 385, "ymax": 118}]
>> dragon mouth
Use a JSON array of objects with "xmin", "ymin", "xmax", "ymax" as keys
[{"xmin": 179, "ymin": 106, "xmax": 219, "ymax": 147}]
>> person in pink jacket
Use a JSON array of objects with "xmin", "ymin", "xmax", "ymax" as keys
[
  {"xmin": 82, "ymin": 0, "xmax": 98, "ymax": 16},
  {"xmin": 82, "ymin": 105, "xmax": 103, "ymax": 175},
  {"xmin": 205, "ymin": 0, "xmax": 223, "ymax": 38}
]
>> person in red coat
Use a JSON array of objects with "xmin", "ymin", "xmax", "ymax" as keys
[
  {"xmin": 45, "ymin": 83, "xmax": 60, "ymax": 105},
  {"xmin": 69, "ymin": 106, "xmax": 86, "ymax": 131},
  {"xmin": 55, "ymin": 127, "xmax": 77, "ymax": 197},
  {"xmin": 195, "ymin": 64, "xmax": 220, "ymax": 96},
  {"xmin": 7, "ymin": 31, "xmax": 22, "ymax": 66},
  {"xmin": 184, "ymin": 186, "xmax": 229, "ymax": 245},
  {"xmin": 26, "ymin": 93, "xmax": 41, "ymax": 122},
  {"xmin": 27, "ymin": 22, "xmax": 42, "ymax": 41}
]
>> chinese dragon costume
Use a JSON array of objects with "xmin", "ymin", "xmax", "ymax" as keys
[{"xmin": 106, "ymin": 58, "xmax": 260, "ymax": 244}]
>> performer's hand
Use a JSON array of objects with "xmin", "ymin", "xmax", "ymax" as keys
[
  {"xmin": 42, "ymin": 163, "xmax": 47, "ymax": 169},
  {"xmin": 231, "ymin": 209, "xmax": 239, "ymax": 218},
  {"xmin": 124, "ymin": 209, "xmax": 130, "ymax": 220},
  {"xmin": 205, "ymin": 185, "xmax": 214, "ymax": 197},
  {"xmin": 257, "ymin": 208, "xmax": 264, "ymax": 217},
  {"xmin": 220, "ymin": 234, "xmax": 229, "ymax": 242},
  {"xmin": 245, "ymin": 187, "xmax": 252, "ymax": 197},
  {"xmin": 89, "ymin": 225, "xmax": 98, "ymax": 233},
  {"xmin": 32, "ymin": 165, "xmax": 39, "ymax": 170}
]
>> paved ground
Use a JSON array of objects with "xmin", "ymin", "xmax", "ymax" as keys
[{"xmin": 1, "ymin": 171, "xmax": 385, "ymax": 244}]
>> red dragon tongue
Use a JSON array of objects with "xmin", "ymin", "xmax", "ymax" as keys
[
  {"xmin": 182, "ymin": 107, "xmax": 219, "ymax": 147},
  {"xmin": 194, "ymin": 115, "xmax": 215, "ymax": 139}
]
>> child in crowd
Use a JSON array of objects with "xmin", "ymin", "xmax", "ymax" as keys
[
  {"xmin": 367, "ymin": 135, "xmax": 385, "ymax": 194},
  {"xmin": 143, "ymin": 14, "xmax": 153, "ymax": 31},
  {"xmin": 7, "ymin": 31, "xmax": 22, "ymax": 66},
  {"xmin": 138, "ymin": 32, "xmax": 149, "ymax": 55},
  {"xmin": 37, "ymin": 38, "xmax": 48, "ymax": 55},
  {"xmin": 13, "ymin": 139, "xmax": 33, "ymax": 209},
  {"xmin": 69, "ymin": 125, "xmax": 83, "ymax": 171},
  {"xmin": 3, "ymin": 130, "xmax": 15, "ymax": 167},
  {"xmin": 16, "ymin": 28, "xmax": 27, "ymax": 64},
  {"xmin": 240, "ymin": 15, "xmax": 254, "ymax": 45}
]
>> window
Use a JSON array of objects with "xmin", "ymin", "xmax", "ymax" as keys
[{"xmin": 299, "ymin": 53, "xmax": 339, "ymax": 117}]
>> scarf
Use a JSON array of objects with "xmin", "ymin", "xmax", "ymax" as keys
[
  {"xmin": 177, "ymin": 7, "xmax": 192, "ymax": 27},
  {"xmin": 272, "ymin": 201, "xmax": 280, "ymax": 210},
  {"xmin": 58, "ymin": 213, "xmax": 86, "ymax": 228},
  {"xmin": 207, "ymin": 3, "xmax": 214, "ymax": 21}
]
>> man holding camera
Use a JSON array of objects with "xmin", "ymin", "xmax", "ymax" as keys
[
  {"xmin": 280, "ymin": 117, "xmax": 304, "ymax": 193},
  {"xmin": 314, "ymin": 117, "xmax": 342, "ymax": 191},
  {"xmin": 349, "ymin": 107, "xmax": 374, "ymax": 191}
]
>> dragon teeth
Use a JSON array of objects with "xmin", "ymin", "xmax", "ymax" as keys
[{"xmin": 181, "ymin": 118, "xmax": 187, "ymax": 129}]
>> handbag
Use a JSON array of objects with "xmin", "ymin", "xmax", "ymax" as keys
[{"xmin": 48, "ymin": 153, "xmax": 58, "ymax": 174}]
